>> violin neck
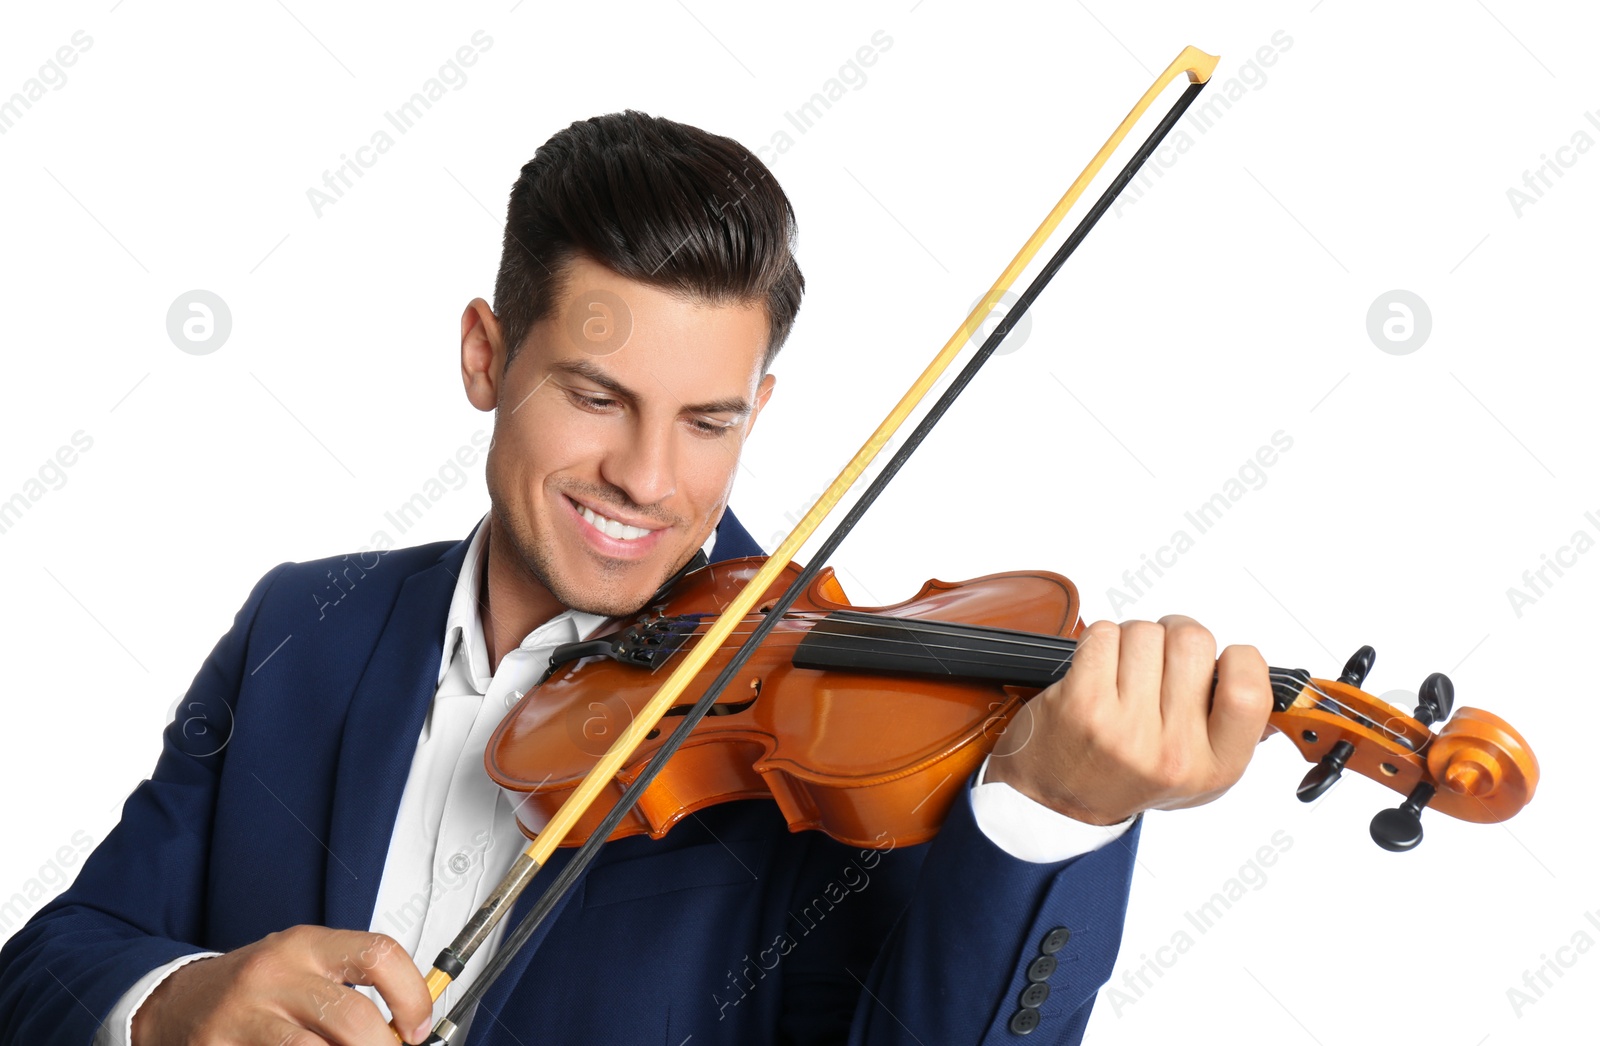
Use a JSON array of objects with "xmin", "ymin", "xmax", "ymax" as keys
[
  {"xmin": 790, "ymin": 610, "xmax": 1309, "ymax": 710},
  {"xmin": 790, "ymin": 610, "xmax": 1078, "ymax": 688}
]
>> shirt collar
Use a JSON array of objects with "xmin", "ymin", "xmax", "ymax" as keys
[
  {"xmin": 438, "ymin": 514, "xmax": 603, "ymax": 692},
  {"xmin": 438, "ymin": 512, "xmax": 718, "ymax": 692}
]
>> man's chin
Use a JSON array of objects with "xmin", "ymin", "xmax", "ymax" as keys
[{"xmin": 551, "ymin": 555, "xmax": 686, "ymax": 618}]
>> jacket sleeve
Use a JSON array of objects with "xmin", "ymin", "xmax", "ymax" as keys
[
  {"xmin": 0, "ymin": 563, "xmax": 289, "ymax": 1046},
  {"xmin": 845, "ymin": 773, "xmax": 1141, "ymax": 1045}
]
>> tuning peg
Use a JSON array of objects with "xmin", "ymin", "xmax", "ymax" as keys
[
  {"xmin": 1370, "ymin": 781, "xmax": 1437, "ymax": 852},
  {"xmin": 1297, "ymin": 740, "xmax": 1355, "ymax": 803},
  {"xmin": 1337, "ymin": 645, "xmax": 1376, "ymax": 688},
  {"xmin": 1413, "ymin": 672, "xmax": 1455, "ymax": 727}
]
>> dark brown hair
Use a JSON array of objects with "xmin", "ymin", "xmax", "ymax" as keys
[{"xmin": 493, "ymin": 110, "xmax": 804, "ymax": 373}]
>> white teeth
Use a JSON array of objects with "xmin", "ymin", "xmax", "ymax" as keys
[{"xmin": 578, "ymin": 503, "xmax": 652, "ymax": 541}]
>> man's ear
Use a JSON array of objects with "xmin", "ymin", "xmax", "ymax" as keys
[
  {"xmin": 746, "ymin": 372, "xmax": 777, "ymax": 434},
  {"xmin": 461, "ymin": 298, "xmax": 506, "ymax": 412}
]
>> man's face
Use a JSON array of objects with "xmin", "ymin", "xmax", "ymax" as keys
[{"xmin": 475, "ymin": 253, "xmax": 775, "ymax": 617}]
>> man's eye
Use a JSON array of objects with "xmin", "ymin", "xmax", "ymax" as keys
[
  {"xmin": 570, "ymin": 392, "xmax": 615, "ymax": 411},
  {"xmin": 690, "ymin": 417, "xmax": 734, "ymax": 437}
]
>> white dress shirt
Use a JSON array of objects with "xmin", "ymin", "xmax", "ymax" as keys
[{"xmin": 100, "ymin": 513, "xmax": 1132, "ymax": 1043}]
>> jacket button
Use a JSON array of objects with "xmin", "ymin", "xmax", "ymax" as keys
[
  {"xmin": 1026, "ymin": 954, "xmax": 1057, "ymax": 982},
  {"xmin": 1020, "ymin": 981, "xmax": 1050, "ymax": 1008},
  {"xmin": 1008, "ymin": 1007, "xmax": 1041, "ymax": 1034},
  {"xmin": 1040, "ymin": 927, "xmax": 1071, "ymax": 954}
]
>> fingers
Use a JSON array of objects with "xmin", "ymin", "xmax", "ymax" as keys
[
  {"xmin": 1209, "ymin": 643, "xmax": 1273, "ymax": 771},
  {"xmin": 1155, "ymin": 615, "xmax": 1216, "ymax": 728},
  {"xmin": 999, "ymin": 615, "xmax": 1271, "ymax": 824},
  {"xmin": 301, "ymin": 929, "xmax": 434, "ymax": 1045},
  {"xmin": 296, "ymin": 973, "xmax": 404, "ymax": 1046},
  {"xmin": 1068, "ymin": 619, "xmax": 1121, "ymax": 702},
  {"xmin": 1114, "ymin": 620, "xmax": 1164, "ymax": 710},
  {"xmin": 132, "ymin": 925, "xmax": 433, "ymax": 1046}
]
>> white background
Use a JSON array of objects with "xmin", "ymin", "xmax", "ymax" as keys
[{"xmin": 0, "ymin": 1, "xmax": 1592, "ymax": 1042}]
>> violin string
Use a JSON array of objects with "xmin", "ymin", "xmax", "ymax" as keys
[
  {"xmin": 636, "ymin": 617, "xmax": 1413, "ymax": 743},
  {"xmin": 675, "ymin": 613, "xmax": 1338, "ymax": 698}
]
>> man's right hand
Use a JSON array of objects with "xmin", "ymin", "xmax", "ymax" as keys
[{"xmin": 130, "ymin": 925, "xmax": 435, "ymax": 1046}]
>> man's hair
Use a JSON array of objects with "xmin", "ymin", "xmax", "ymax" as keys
[{"xmin": 493, "ymin": 110, "xmax": 805, "ymax": 373}]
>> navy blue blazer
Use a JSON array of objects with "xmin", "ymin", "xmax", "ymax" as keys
[{"xmin": 0, "ymin": 510, "xmax": 1141, "ymax": 1044}]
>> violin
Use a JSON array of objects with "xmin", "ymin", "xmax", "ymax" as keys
[{"xmin": 487, "ymin": 556, "xmax": 1538, "ymax": 854}]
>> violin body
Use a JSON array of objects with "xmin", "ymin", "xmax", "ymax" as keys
[{"xmin": 486, "ymin": 557, "xmax": 1083, "ymax": 849}]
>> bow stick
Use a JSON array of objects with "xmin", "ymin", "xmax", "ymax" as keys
[{"xmin": 405, "ymin": 44, "xmax": 1221, "ymax": 1044}]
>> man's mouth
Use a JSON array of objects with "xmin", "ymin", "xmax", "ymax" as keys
[{"xmin": 565, "ymin": 494, "xmax": 665, "ymax": 545}]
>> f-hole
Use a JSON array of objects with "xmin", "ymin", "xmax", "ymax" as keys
[{"xmin": 657, "ymin": 676, "xmax": 761, "ymax": 725}]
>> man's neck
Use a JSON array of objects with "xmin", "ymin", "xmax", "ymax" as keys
[{"xmin": 479, "ymin": 516, "xmax": 566, "ymax": 674}]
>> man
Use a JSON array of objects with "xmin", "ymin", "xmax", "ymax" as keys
[{"xmin": 0, "ymin": 110, "xmax": 1271, "ymax": 1044}]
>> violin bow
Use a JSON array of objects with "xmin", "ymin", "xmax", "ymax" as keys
[{"xmin": 408, "ymin": 46, "xmax": 1220, "ymax": 1042}]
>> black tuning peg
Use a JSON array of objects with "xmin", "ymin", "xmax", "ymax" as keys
[
  {"xmin": 1370, "ymin": 781, "xmax": 1437, "ymax": 852},
  {"xmin": 1413, "ymin": 672, "xmax": 1455, "ymax": 727},
  {"xmin": 1337, "ymin": 645, "xmax": 1376, "ymax": 688},
  {"xmin": 1297, "ymin": 740, "xmax": 1355, "ymax": 803}
]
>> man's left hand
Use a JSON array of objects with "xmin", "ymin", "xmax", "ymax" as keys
[{"xmin": 984, "ymin": 614, "xmax": 1274, "ymax": 826}]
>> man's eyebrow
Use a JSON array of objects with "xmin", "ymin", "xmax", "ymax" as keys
[
  {"xmin": 552, "ymin": 359, "xmax": 751, "ymax": 417},
  {"xmin": 552, "ymin": 359, "xmax": 636, "ymax": 401}
]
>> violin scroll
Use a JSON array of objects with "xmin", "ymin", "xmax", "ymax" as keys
[{"xmin": 1269, "ymin": 657, "xmax": 1538, "ymax": 850}]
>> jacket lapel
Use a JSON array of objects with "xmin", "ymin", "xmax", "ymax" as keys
[{"xmin": 323, "ymin": 531, "xmax": 474, "ymax": 931}]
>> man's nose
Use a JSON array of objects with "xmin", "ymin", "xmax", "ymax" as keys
[{"xmin": 598, "ymin": 427, "xmax": 677, "ymax": 509}]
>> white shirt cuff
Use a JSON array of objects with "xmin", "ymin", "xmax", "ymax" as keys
[
  {"xmin": 94, "ymin": 951, "xmax": 222, "ymax": 1046},
  {"xmin": 969, "ymin": 754, "xmax": 1137, "ymax": 864}
]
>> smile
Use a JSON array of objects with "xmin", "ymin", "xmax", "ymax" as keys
[{"xmin": 572, "ymin": 500, "xmax": 658, "ymax": 542}]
